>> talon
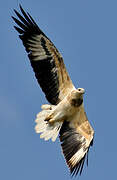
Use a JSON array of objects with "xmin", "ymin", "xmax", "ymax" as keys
[
  {"xmin": 44, "ymin": 117, "xmax": 51, "ymax": 122},
  {"xmin": 48, "ymin": 119, "xmax": 54, "ymax": 124},
  {"xmin": 44, "ymin": 118, "xmax": 54, "ymax": 124},
  {"xmin": 44, "ymin": 119, "xmax": 49, "ymax": 122}
]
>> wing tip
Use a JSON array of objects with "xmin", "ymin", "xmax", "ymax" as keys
[{"xmin": 69, "ymin": 154, "xmax": 86, "ymax": 177}]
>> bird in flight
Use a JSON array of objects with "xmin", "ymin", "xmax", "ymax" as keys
[{"xmin": 12, "ymin": 5, "xmax": 94, "ymax": 177}]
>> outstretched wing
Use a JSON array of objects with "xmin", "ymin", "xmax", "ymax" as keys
[
  {"xmin": 12, "ymin": 5, "xmax": 75, "ymax": 105},
  {"xmin": 59, "ymin": 109, "xmax": 94, "ymax": 176}
]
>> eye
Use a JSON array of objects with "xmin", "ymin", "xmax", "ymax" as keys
[
  {"xmin": 78, "ymin": 88, "xmax": 82, "ymax": 92},
  {"xmin": 78, "ymin": 88, "xmax": 85, "ymax": 94}
]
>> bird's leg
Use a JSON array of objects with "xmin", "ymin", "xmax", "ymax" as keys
[
  {"xmin": 45, "ymin": 111, "xmax": 66, "ymax": 124},
  {"xmin": 47, "ymin": 118, "xmax": 56, "ymax": 124}
]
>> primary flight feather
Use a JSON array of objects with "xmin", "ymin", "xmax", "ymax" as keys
[{"xmin": 12, "ymin": 5, "xmax": 94, "ymax": 177}]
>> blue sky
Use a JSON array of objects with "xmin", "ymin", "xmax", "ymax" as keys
[{"xmin": 0, "ymin": 0, "xmax": 117, "ymax": 179}]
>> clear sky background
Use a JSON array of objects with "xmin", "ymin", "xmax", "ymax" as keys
[{"xmin": 0, "ymin": 0, "xmax": 117, "ymax": 179}]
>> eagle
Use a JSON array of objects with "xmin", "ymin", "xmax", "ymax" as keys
[{"xmin": 12, "ymin": 5, "xmax": 94, "ymax": 177}]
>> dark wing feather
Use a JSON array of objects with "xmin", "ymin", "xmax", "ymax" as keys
[
  {"xmin": 59, "ymin": 119, "xmax": 94, "ymax": 177},
  {"xmin": 12, "ymin": 5, "xmax": 75, "ymax": 105}
]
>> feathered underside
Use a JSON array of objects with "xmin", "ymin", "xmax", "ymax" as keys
[{"xmin": 12, "ymin": 5, "xmax": 75, "ymax": 105}]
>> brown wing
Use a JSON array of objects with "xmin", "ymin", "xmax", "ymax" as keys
[
  {"xmin": 59, "ymin": 108, "xmax": 94, "ymax": 176},
  {"xmin": 12, "ymin": 5, "xmax": 75, "ymax": 105}
]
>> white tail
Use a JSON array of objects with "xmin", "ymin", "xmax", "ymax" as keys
[{"xmin": 35, "ymin": 104, "xmax": 63, "ymax": 142}]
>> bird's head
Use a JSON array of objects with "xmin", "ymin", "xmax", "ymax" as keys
[
  {"xmin": 76, "ymin": 88, "xmax": 85, "ymax": 100},
  {"xmin": 77, "ymin": 88, "xmax": 85, "ymax": 95},
  {"xmin": 70, "ymin": 88, "xmax": 85, "ymax": 107}
]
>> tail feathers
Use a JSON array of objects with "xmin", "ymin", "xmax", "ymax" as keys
[
  {"xmin": 40, "ymin": 122, "xmax": 62, "ymax": 142},
  {"xmin": 35, "ymin": 104, "xmax": 63, "ymax": 142}
]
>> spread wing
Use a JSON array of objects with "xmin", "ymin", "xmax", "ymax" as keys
[
  {"xmin": 59, "ymin": 108, "xmax": 94, "ymax": 176},
  {"xmin": 12, "ymin": 5, "xmax": 75, "ymax": 105}
]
